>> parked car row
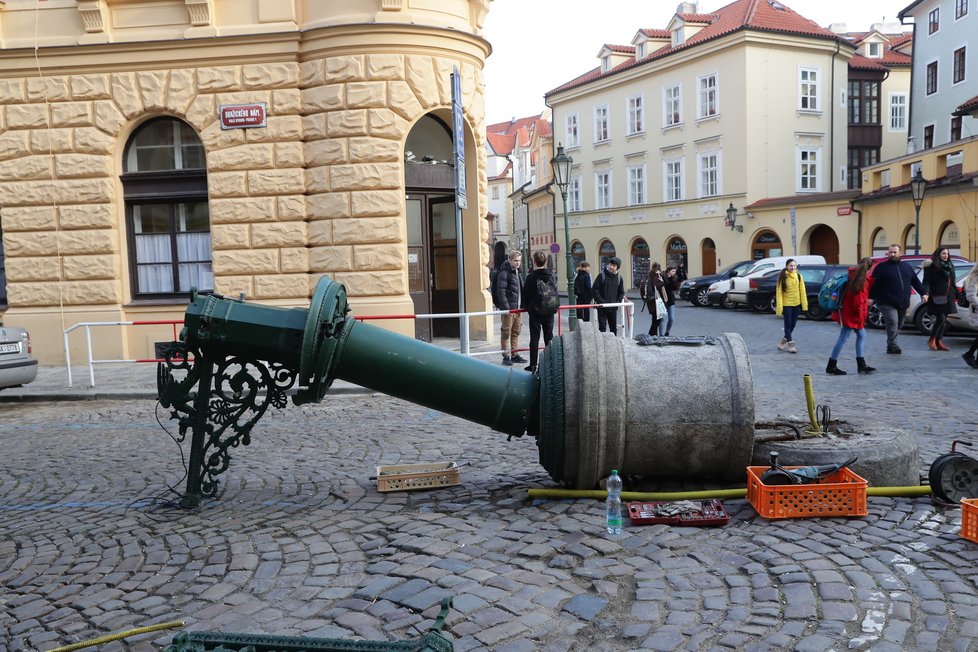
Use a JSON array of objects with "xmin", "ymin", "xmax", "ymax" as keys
[{"xmin": 680, "ymin": 253, "xmax": 978, "ymax": 336}]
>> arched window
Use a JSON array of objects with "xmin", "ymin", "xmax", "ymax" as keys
[
  {"xmin": 122, "ymin": 118, "xmax": 211, "ymax": 299},
  {"xmin": 871, "ymin": 227, "xmax": 888, "ymax": 257},
  {"xmin": 570, "ymin": 240, "xmax": 586, "ymax": 269},
  {"xmin": 631, "ymin": 239, "xmax": 649, "ymax": 290},
  {"xmin": 599, "ymin": 239, "xmax": 617, "ymax": 270}
]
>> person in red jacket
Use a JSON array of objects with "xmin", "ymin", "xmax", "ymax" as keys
[{"xmin": 826, "ymin": 257, "xmax": 876, "ymax": 375}]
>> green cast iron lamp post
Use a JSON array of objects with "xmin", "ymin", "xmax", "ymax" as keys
[
  {"xmin": 551, "ymin": 144, "xmax": 577, "ymax": 332},
  {"xmin": 910, "ymin": 169, "xmax": 927, "ymax": 255}
]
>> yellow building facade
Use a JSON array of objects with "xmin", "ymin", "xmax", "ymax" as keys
[{"xmin": 0, "ymin": 0, "xmax": 493, "ymax": 364}]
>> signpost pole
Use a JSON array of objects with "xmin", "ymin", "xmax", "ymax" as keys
[{"xmin": 451, "ymin": 69, "xmax": 468, "ymax": 353}]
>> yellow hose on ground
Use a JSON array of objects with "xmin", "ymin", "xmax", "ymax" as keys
[
  {"xmin": 46, "ymin": 620, "xmax": 185, "ymax": 652},
  {"xmin": 803, "ymin": 373, "xmax": 820, "ymax": 433},
  {"xmin": 528, "ymin": 485, "xmax": 932, "ymax": 501}
]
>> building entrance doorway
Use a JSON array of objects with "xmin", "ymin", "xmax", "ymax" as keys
[
  {"xmin": 407, "ymin": 193, "xmax": 459, "ymax": 340},
  {"xmin": 809, "ymin": 225, "xmax": 839, "ymax": 263}
]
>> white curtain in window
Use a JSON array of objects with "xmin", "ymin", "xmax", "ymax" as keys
[
  {"xmin": 136, "ymin": 234, "xmax": 172, "ymax": 292},
  {"xmin": 177, "ymin": 233, "xmax": 213, "ymax": 291}
]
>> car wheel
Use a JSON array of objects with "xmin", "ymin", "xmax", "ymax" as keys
[
  {"xmin": 767, "ymin": 296, "xmax": 777, "ymax": 313},
  {"xmin": 866, "ymin": 305, "xmax": 885, "ymax": 329},
  {"xmin": 807, "ymin": 302, "xmax": 829, "ymax": 321},
  {"xmin": 914, "ymin": 307, "xmax": 936, "ymax": 335},
  {"xmin": 720, "ymin": 294, "xmax": 736, "ymax": 309},
  {"xmin": 694, "ymin": 287, "xmax": 710, "ymax": 307}
]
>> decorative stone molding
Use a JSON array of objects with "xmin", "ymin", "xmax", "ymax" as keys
[
  {"xmin": 470, "ymin": 0, "xmax": 490, "ymax": 29},
  {"xmin": 380, "ymin": 0, "xmax": 403, "ymax": 10},
  {"xmin": 77, "ymin": 0, "xmax": 108, "ymax": 34},
  {"xmin": 185, "ymin": 0, "xmax": 214, "ymax": 26}
]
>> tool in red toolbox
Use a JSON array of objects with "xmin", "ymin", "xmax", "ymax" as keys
[
  {"xmin": 627, "ymin": 499, "xmax": 729, "ymax": 527},
  {"xmin": 929, "ymin": 440, "xmax": 978, "ymax": 505},
  {"xmin": 759, "ymin": 451, "xmax": 858, "ymax": 486}
]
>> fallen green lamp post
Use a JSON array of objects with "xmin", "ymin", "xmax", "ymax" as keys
[{"xmin": 159, "ymin": 276, "xmax": 754, "ymax": 508}]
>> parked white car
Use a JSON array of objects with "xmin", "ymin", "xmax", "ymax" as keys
[
  {"xmin": 723, "ymin": 255, "xmax": 826, "ymax": 307},
  {"xmin": 0, "ymin": 325, "xmax": 38, "ymax": 391}
]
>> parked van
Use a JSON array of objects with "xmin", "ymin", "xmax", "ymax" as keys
[{"xmin": 709, "ymin": 255, "xmax": 826, "ymax": 308}]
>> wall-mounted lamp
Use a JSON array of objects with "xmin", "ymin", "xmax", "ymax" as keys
[{"xmin": 725, "ymin": 202, "xmax": 748, "ymax": 232}]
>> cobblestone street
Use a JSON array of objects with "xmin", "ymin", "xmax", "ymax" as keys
[{"xmin": 2, "ymin": 304, "xmax": 978, "ymax": 651}]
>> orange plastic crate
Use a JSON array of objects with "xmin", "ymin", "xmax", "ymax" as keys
[
  {"xmin": 962, "ymin": 499, "xmax": 978, "ymax": 544},
  {"xmin": 747, "ymin": 466, "xmax": 868, "ymax": 519}
]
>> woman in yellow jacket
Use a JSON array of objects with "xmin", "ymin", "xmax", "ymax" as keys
[{"xmin": 775, "ymin": 259, "xmax": 807, "ymax": 353}]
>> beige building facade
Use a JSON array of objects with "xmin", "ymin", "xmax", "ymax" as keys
[{"xmin": 0, "ymin": 0, "xmax": 493, "ymax": 364}]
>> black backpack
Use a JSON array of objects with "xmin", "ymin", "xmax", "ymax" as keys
[{"xmin": 534, "ymin": 277, "xmax": 560, "ymax": 316}]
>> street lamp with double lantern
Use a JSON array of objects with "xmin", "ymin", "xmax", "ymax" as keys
[{"xmin": 550, "ymin": 144, "xmax": 577, "ymax": 332}]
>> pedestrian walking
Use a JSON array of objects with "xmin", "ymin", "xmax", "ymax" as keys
[
  {"xmin": 641, "ymin": 262, "xmax": 668, "ymax": 336},
  {"xmin": 774, "ymin": 259, "xmax": 807, "ymax": 353},
  {"xmin": 573, "ymin": 261, "xmax": 593, "ymax": 322},
  {"xmin": 493, "ymin": 250, "xmax": 527, "ymax": 366},
  {"xmin": 662, "ymin": 266, "xmax": 682, "ymax": 335},
  {"xmin": 921, "ymin": 247, "xmax": 958, "ymax": 351},
  {"xmin": 521, "ymin": 250, "xmax": 558, "ymax": 373},
  {"xmin": 869, "ymin": 244, "xmax": 928, "ymax": 354},
  {"xmin": 826, "ymin": 257, "xmax": 876, "ymax": 375},
  {"xmin": 961, "ymin": 264, "xmax": 978, "ymax": 368},
  {"xmin": 592, "ymin": 257, "xmax": 625, "ymax": 336}
]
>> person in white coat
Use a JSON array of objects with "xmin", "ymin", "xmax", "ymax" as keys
[{"xmin": 962, "ymin": 264, "xmax": 978, "ymax": 368}]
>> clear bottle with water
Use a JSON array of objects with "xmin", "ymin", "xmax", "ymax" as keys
[{"xmin": 606, "ymin": 470, "xmax": 623, "ymax": 535}]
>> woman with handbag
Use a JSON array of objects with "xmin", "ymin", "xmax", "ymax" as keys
[
  {"xmin": 661, "ymin": 266, "xmax": 682, "ymax": 335},
  {"xmin": 962, "ymin": 264, "xmax": 978, "ymax": 368},
  {"xmin": 642, "ymin": 262, "xmax": 668, "ymax": 336},
  {"xmin": 922, "ymin": 247, "xmax": 958, "ymax": 351}
]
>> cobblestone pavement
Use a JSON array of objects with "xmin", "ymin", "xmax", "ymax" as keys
[{"xmin": 2, "ymin": 303, "xmax": 978, "ymax": 651}]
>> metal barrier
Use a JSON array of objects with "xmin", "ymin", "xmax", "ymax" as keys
[{"xmin": 63, "ymin": 300, "xmax": 635, "ymax": 387}]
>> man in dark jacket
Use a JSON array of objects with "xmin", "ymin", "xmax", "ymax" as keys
[
  {"xmin": 869, "ymin": 244, "xmax": 928, "ymax": 354},
  {"xmin": 591, "ymin": 257, "xmax": 625, "ymax": 335},
  {"xmin": 521, "ymin": 250, "xmax": 557, "ymax": 373},
  {"xmin": 493, "ymin": 251, "xmax": 527, "ymax": 366}
]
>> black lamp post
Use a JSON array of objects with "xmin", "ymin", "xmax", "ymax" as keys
[
  {"xmin": 550, "ymin": 144, "xmax": 577, "ymax": 332},
  {"xmin": 725, "ymin": 202, "xmax": 743, "ymax": 232},
  {"xmin": 910, "ymin": 169, "xmax": 927, "ymax": 255}
]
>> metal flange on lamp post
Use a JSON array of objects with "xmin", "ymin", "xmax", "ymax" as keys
[{"xmin": 160, "ymin": 276, "xmax": 756, "ymax": 507}]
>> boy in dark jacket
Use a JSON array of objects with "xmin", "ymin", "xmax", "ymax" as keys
[
  {"xmin": 521, "ymin": 250, "xmax": 557, "ymax": 373},
  {"xmin": 592, "ymin": 257, "xmax": 625, "ymax": 335},
  {"xmin": 869, "ymin": 244, "xmax": 928, "ymax": 354},
  {"xmin": 493, "ymin": 251, "xmax": 527, "ymax": 365}
]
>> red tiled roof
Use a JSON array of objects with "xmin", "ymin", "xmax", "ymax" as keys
[
  {"xmin": 849, "ymin": 54, "xmax": 887, "ymax": 71},
  {"xmin": 639, "ymin": 29, "xmax": 671, "ymax": 38},
  {"xmin": 745, "ymin": 190, "xmax": 860, "ymax": 209},
  {"xmin": 602, "ymin": 44, "xmax": 635, "ymax": 54},
  {"xmin": 547, "ymin": 0, "xmax": 847, "ymax": 97},
  {"xmin": 953, "ymin": 95, "xmax": 978, "ymax": 116},
  {"xmin": 487, "ymin": 115, "xmax": 541, "ymax": 137},
  {"xmin": 890, "ymin": 33, "xmax": 913, "ymax": 48},
  {"xmin": 677, "ymin": 13, "xmax": 714, "ymax": 23},
  {"xmin": 856, "ymin": 167, "xmax": 978, "ymax": 202},
  {"xmin": 534, "ymin": 119, "xmax": 552, "ymax": 138},
  {"xmin": 487, "ymin": 132, "xmax": 515, "ymax": 155}
]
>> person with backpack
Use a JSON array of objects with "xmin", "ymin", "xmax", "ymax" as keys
[
  {"xmin": 774, "ymin": 259, "xmax": 807, "ymax": 353},
  {"xmin": 573, "ymin": 261, "xmax": 593, "ymax": 322},
  {"xmin": 826, "ymin": 257, "xmax": 876, "ymax": 375},
  {"xmin": 494, "ymin": 250, "xmax": 527, "ymax": 366},
  {"xmin": 592, "ymin": 257, "xmax": 625, "ymax": 335},
  {"xmin": 521, "ymin": 250, "xmax": 559, "ymax": 373}
]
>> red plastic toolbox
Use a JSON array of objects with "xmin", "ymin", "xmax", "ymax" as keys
[{"xmin": 627, "ymin": 499, "xmax": 729, "ymax": 526}]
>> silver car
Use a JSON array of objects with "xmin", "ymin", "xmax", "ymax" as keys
[{"xmin": 0, "ymin": 325, "xmax": 38, "ymax": 390}]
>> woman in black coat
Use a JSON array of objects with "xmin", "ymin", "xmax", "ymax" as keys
[
  {"xmin": 573, "ymin": 261, "xmax": 593, "ymax": 322},
  {"xmin": 922, "ymin": 247, "xmax": 958, "ymax": 351}
]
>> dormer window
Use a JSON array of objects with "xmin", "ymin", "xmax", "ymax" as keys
[
  {"xmin": 636, "ymin": 42, "xmax": 646, "ymax": 59},
  {"xmin": 601, "ymin": 56, "xmax": 611, "ymax": 72},
  {"xmin": 672, "ymin": 29, "xmax": 684, "ymax": 47},
  {"xmin": 867, "ymin": 42, "xmax": 882, "ymax": 58}
]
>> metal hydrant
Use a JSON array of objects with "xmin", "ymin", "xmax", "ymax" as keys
[{"xmin": 159, "ymin": 276, "xmax": 754, "ymax": 507}]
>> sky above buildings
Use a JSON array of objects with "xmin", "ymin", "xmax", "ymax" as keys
[{"xmin": 483, "ymin": 0, "xmax": 908, "ymax": 125}]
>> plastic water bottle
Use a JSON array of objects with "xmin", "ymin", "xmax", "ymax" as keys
[{"xmin": 606, "ymin": 470, "xmax": 622, "ymax": 535}]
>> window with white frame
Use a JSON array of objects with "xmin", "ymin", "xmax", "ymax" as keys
[
  {"xmin": 663, "ymin": 158, "xmax": 683, "ymax": 201},
  {"xmin": 627, "ymin": 94, "xmax": 644, "ymax": 135},
  {"xmin": 867, "ymin": 42, "xmax": 882, "ymax": 58},
  {"xmin": 926, "ymin": 61, "xmax": 938, "ymax": 94},
  {"xmin": 697, "ymin": 151, "xmax": 721, "ymax": 197},
  {"xmin": 627, "ymin": 164, "xmax": 646, "ymax": 205},
  {"xmin": 956, "ymin": 0, "xmax": 968, "ymax": 19},
  {"xmin": 663, "ymin": 84, "xmax": 682, "ymax": 127},
  {"xmin": 697, "ymin": 73, "xmax": 718, "ymax": 119},
  {"xmin": 593, "ymin": 104, "xmax": 609, "ymax": 142},
  {"xmin": 565, "ymin": 113, "xmax": 579, "ymax": 148},
  {"xmin": 568, "ymin": 175, "xmax": 581, "ymax": 212},
  {"xmin": 889, "ymin": 93, "xmax": 907, "ymax": 130},
  {"xmin": 928, "ymin": 7, "xmax": 939, "ymax": 33},
  {"xmin": 799, "ymin": 67, "xmax": 819, "ymax": 111},
  {"xmin": 954, "ymin": 47, "xmax": 966, "ymax": 84},
  {"xmin": 636, "ymin": 42, "xmax": 646, "ymax": 59},
  {"xmin": 595, "ymin": 170, "xmax": 612, "ymax": 209},
  {"xmin": 798, "ymin": 147, "xmax": 820, "ymax": 191}
]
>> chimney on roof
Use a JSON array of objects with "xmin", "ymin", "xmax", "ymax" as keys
[
  {"xmin": 828, "ymin": 22, "xmax": 848, "ymax": 34},
  {"xmin": 676, "ymin": 2, "xmax": 697, "ymax": 14}
]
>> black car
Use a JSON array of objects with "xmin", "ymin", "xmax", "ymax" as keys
[
  {"xmin": 679, "ymin": 260, "xmax": 754, "ymax": 307},
  {"xmin": 745, "ymin": 264, "xmax": 852, "ymax": 320}
]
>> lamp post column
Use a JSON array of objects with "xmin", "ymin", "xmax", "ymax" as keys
[
  {"xmin": 914, "ymin": 206, "xmax": 921, "ymax": 256},
  {"xmin": 561, "ymin": 190, "xmax": 577, "ymax": 332}
]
